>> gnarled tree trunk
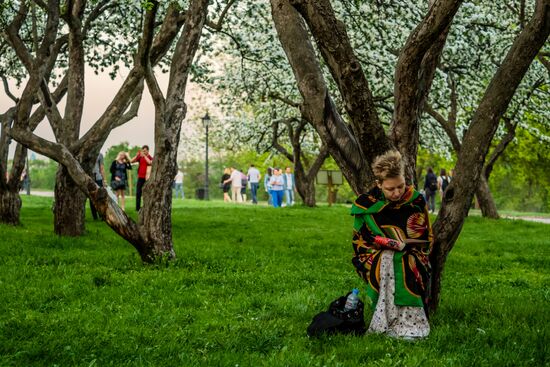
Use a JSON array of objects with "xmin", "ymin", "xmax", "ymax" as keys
[
  {"xmin": 429, "ymin": 0, "xmax": 550, "ymax": 313},
  {"xmin": 7, "ymin": 0, "xmax": 210, "ymax": 262},
  {"xmin": 53, "ymin": 165, "xmax": 86, "ymax": 236},
  {"xmin": 0, "ymin": 113, "xmax": 27, "ymax": 226},
  {"xmin": 0, "ymin": 189, "xmax": 22, "ymax": 225},
  {"xmin": 295, "ymin": 172, "xmax": 316, "ymax": 206}
]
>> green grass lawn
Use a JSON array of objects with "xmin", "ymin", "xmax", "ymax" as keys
[{"xmin": 0, "ymin": 197, "xmax": 548, "ymax": 366}]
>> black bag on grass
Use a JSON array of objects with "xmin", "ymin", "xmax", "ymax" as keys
[{"xmin": 307, "ymin": 293, "xmax": 367, "ymax": 337}]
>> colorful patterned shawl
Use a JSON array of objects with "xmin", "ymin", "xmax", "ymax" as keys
[{"xmin": 351, "ymin": 186, "xmax": 432, "ymax": 308}]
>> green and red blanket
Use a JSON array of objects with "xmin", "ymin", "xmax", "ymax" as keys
[{"xmin": 351, "ymin": 186, "xmax": 432, "ymax": 308}]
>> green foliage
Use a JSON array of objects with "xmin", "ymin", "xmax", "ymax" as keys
[
  {"xmin": 489, "ymin": 124, "xmax": 550, "ymax": 212},
  {"xmin": 27, "ymin": 159, "xmax": 57, "ymax": 190},
  {"xmin": 0, "ymin": 197, "xmax": 548, "ymax": 366}
]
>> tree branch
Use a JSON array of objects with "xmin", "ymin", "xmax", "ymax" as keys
[
  {"xmin": 268, "ymin": 92, "xmax": 301, "ymax": 108},
  {"xmin": 483, "ymin": 117, "xmax": 516, "ymax": 179},
  {"xmin": 425, "ymin": 103, "xmax": 462, "ymax": 151},
  {"xmin": 390, "ymin": 0, "xmax": 463, "ymax": 182},
  {"xmin": 114, "ymin": 83, "xmax": 144, "ymax": 128},
  {"xmin": 62, "ymin": 0, "xmax": 87, "ymax": 146},
  {"xmin": 538, "ymin": 54, "xmax": 550, "ymax": 76},
  {"xmin": 1, "ymin": 76, "xmax": 19, "ymax": 103},
  {"xmin": 271, "ymin": 118, "xmax": 295, "ymax": 161},
  {"xmin": 271, "ymin": 0, "xmax": 372, "ymax": 194},
  {"xmin": 142, "ymin": 2, "xmax": 166, "ymax": 116},
  {"xmin": 306, "ymin": 143, "xmax": 329, "ymax": 182},
  {"xmin": 206, "ymin": 0, "xmax": 237, "ymax": 31},
  {"xmin": 291, "ymin": 0, "xmax": 390, "ymax": 162}
]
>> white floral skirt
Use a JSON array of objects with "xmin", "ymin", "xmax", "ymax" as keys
[{"xmin": 368, "ymin": 251, "xmax": 430, "ymax": 339}]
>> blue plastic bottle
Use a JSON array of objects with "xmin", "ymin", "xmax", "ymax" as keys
[{"xmin": 344, "ymin": 288, "xmax": 360, "ymax": 311}]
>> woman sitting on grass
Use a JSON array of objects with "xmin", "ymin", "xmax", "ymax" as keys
[{"xmin": 351, "ymin": 150, "xmax": 432, "ymax": 339}]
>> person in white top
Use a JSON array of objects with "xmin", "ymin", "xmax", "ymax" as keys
[
  {"xmin": 247, "ymin": 164, "xmax": 261, "ymax": 204},
  {"xmin": 283, "ymin": 166, "xmax": 296, "ymax": 206},
  {"xmin": 174, "ymin": 169, "xmax": 184, "ymax": 199},
  {"xmin": 223, "ymin": 167, "xmax": 243, "ymax": 203},
  {"xmin": 269, "ymin": 168, "xmax": 285, "ymax": 208}
]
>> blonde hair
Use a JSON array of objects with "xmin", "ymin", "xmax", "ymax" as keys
[{"xmin": 372, "ymin": 150, "xmax": 404, "ymax": 182}]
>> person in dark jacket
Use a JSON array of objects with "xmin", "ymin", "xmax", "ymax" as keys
[
  {"xmin": 423, "ymin": 167, "xmax": 437, "ymax": 213},
  {"xmin": 110, "ymin": 151, "xmax": 132, "ymax": 211}
]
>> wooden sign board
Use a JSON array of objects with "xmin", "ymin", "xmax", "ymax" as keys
[{"xmin": 316, "ymin": 170, "xmax": 343, "ymax": 185}]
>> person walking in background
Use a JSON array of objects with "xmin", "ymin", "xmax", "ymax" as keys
[
  {"xmin": 437, "ymin": 168, "xmax": 450, "ymax": 199},
  {"xmin": 423, "ymin": 167, "xmax": 437, "ymax": 213},
  {"xmin": 110, "ymin": 152, "xmax": 132, "ymax": 211},
  {"xmin": 174, "ymin": 169, "xmax": 184, "ymax": 199},
  {"xmin": 269, "ymin": 168, "xmax": 285, "ymax": 208},
  {"xmin": 247, "ymin": 164, "xmax": 261, "ymax": 204},
  {"xmin": 240, "ymin": 170, "xmax": 248, "ymax": 203},
  {"xmin": 90, "ymin": 153, "xmax": 106, "ymax": 220},
  {"xmin": 283, "ymin": 166, "xmax": 296, "ymax": 206},
  {"xmin": 264, "ymin": 167, "xmax": 273, "ymax": 206},
  {"xmin": 221, "ymin": 168, "xmax": 232, "ymax": 202},
  {"xmin": 223, "ymin": 166, "xmax": 243, "ymax": 203},
  {"xmin": 20, "ymin": 169, "xmax": 31, "ymax": 195},
  {"xmin": 131, "ymin": 145, "xmax": 153, "ymax": 212}
]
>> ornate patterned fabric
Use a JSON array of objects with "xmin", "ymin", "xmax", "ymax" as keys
[
  {"xmin": 368, "ymin": 251, "xmax": 430, "ymax": 338},
  {"xmin": 351, "ymin": 186, "xmax": 432, "ymax": 308}
]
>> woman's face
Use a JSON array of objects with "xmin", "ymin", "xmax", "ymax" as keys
[{"xmin": 377, "ymin": 175, "xmax": 406, "ymax": 202}]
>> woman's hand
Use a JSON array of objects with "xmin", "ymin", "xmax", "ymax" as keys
[{"xmin": 373, "ymin": 236, "xmax": 405, "ymax": 251}]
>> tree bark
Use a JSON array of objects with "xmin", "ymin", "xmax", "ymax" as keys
[
  {"xmin": 133, "ymin": 0, "xmax": 208, "ymax": 259},
  {"xmin": 429, "ymin": 0, "xmax": 550, "ymax": 313},
  {"xmin": 0, "ymin": 109, "xmax": 26, "ymax": 226},
  {"xmin": 475, "ymin": 175, "xmax": 499, "ymax": 219},
  {"xmin": 391, "ymin": 0, "xmax": 462, "ymax": 181},
  {"xmin": 295, "ymin": 171, "xmax": 316, "ymax": 207},
  {"xmin": 0, "ymin": 190, "xmax": 22, "ymax": 226},
  {"xmin": 53, "ymin": 165, "xmax": 86, "ymax": 236},
  {"xmin": 290, "ymin": 0, "xmax": 391, "ymax": 163},
  {"xmin": 271, "ymin": 0, "xmax": 372, "ymax": 194}
]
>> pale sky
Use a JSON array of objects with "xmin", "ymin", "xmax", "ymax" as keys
[{"xmin": 1, "ymin": 66, "xmax": 212, "ymax": 160}]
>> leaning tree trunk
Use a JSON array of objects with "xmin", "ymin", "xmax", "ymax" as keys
[
  {"xmin": 475, "ymin": 175, "xmax": 499, "ymax": 219},
  {"xmin": 429, "ymin": 0, "xmax": 550, "ymax": 313},
  {"xmin": 53, "ymin": 165, "xmax": 86, "ymax": 236}
]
